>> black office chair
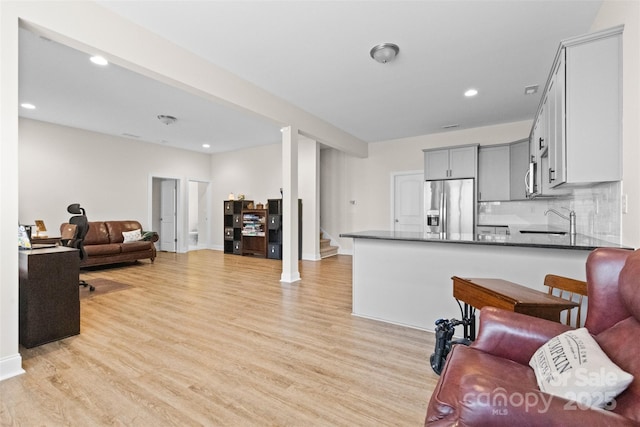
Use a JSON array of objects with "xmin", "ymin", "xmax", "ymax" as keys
[{"xmin": 64, "ymin": 203, "xmax": 95, "ymax": 292}]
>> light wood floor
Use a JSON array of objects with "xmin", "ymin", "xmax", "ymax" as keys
[{"xmin": 1, "ymin": 251, "xmax": 439, "ymax": 426}]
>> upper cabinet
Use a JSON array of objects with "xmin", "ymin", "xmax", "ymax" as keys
[
  {"xmin": 529, "ymin": 25, "xmax": 622, "ymax": 197},
  {"xmin": 478, "ymin": 139, "xmax": 529, "ymax": 202},
  {"xmin": 478, "ymin": 144, "xmax": 510, "ymax": 201},
  {"xmin": 424, "ymin": 144, "xmax": 478, "ymax": 180},
  {"xmin": 509, "ymin": 139, "xmax": 529, "ymax": 200}
]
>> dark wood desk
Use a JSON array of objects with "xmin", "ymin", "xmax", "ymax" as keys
[
  {"xmin": 19, "ymin": 246, "xmax": 80, "ymax": 348},
  {"xmin": 452, "ymin": 276, "xmax": 579, "ymax": 340},
  {"xmin": 30, "ymin": 236, "xmax": 61, "ymax": 245}
]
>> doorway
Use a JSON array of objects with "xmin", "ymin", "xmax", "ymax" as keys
[
  {"xmin": 152, "ymin": 177, "xmax": 178, "ymax": 252},
  {"xmin": 391, "ymin": 171, "xmax": 424, "ymax": 232},
  {"xmin": 188, "ymin": 180, "xmax": 210, "ymax": 251}
]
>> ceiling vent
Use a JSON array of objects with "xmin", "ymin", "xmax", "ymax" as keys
[{"xmin": 157, "ymin": 115, "xmax": 177, "ymax": 125}]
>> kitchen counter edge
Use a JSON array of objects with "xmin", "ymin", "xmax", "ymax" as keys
[{"xmin": 339, "ymin": 230, "xmax": 633, "ymax": 251}]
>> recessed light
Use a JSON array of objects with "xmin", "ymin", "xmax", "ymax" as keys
[
  {"xmin": 442, "ymin": 124, "xmax": 460, "ymax": 129},
  {"xmin": 90, "ymin": 55, "xmax": 108, "ymax": 66},
  {"xmin": 20, "ymin": 103, "xmax": 36, "ymax": 110},
  {"xmin": 524, "ymin": 85, "xmax": 539, "ymax": 95},
  {"xmin": 464, "ymin": 89, "xmax": 478, "ymax": 97},
  {"xmin": 202, "ymin": 144, "xmax": 211, "ymax": 149}
]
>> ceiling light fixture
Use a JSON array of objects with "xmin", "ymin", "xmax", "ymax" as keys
[
  {"xmin": 464, "ymin": 89, "xmax": 478, "ymax": 97},
  {"xmin": 20, "ymin": 103, "xmax": 36, "ymax": 110},
  {"xmin": 202, "ymin": 143, "xmax": 211, "ymax": 149},
  {"xmin": 157, "ymin": 115, "xmax": 177, "ymax": 125},
  {"xmin": 90, "ymin": 55, "xmax": 108, "ymax": 66},
  {"xmin": 370, "ymin": 43, "xmax": 400, "ymax": 64},
  {"xmin": 524, "ymin": 85, "xmax": 539, "ymax": 95}
]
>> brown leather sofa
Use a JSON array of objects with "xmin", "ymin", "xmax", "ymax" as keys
[
  {"xmin": 426, "ymin": 247, "xmax": 640, "ymax": 426},
  {"xmin": 60, "ymin": 220, "xmax": 157, "ymax": 268}
]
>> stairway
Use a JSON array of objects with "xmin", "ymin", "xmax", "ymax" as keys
[{"xmin": 320, "ymin": 232, "xmax": 339, "ymax": 258}]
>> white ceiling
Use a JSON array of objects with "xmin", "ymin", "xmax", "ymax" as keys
[{"xmin": 18, "ymin": 1, "xmax": 603, "ymax": 154}]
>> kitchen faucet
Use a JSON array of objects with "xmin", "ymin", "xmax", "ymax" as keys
[{"xmin": 545, "ymin": 208, "xmax": 576, "ymax": 236}]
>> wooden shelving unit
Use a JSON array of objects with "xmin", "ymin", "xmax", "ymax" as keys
[
  {"xmin": 224, "ymin": 199, "xmax": 301, "ymax": 259},
  {"xmin": 241, "ymin": 209, "xmax": 267, "ymax": 257}
]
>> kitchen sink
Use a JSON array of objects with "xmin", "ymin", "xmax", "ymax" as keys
[{"xmin": 519, "ymin": 230, "xmax": 567, "ymax": 236}]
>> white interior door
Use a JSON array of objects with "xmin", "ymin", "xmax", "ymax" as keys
[
  {"xmin": 160, "ymin": 179, "xmax": 177, "ymax": 252},
  {"xmin": 393, "ymin": 172, "xmax": 424, "ymax": 232}
]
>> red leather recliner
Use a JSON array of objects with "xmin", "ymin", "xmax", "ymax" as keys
[{"xmin": 426, "ymin": 247, "xmax": 640, "ymax": 426}]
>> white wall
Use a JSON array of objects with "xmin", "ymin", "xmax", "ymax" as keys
[
  {"xmin": 210, "ymin": 143, "xmax": 282, "ymax": 249},
  {"xmin": 19, "ymin": 118, "xmax": 211, "ymax": 238},
  {"xmin": 209, "ymin": 140, "xmax": 319, "ymax": 260},
  {"xmin": 590, "ymin": 0, "xmax": 640, "ymax": 248},
  {"xmin": 321, "ymin": 120, "xmax": 533, "ymax": 253}
]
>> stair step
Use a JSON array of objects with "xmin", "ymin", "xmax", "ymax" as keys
[
  {"xmin": 320, "ymin": 245, "xmax": 338, "ymax": 258},
  {"xmin": 319, "ymin": 232, "xmax": 338, "ymax": 258}
]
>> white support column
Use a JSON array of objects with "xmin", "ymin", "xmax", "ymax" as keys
[
  {"xmin": 281, "ymin": 126, "xmax": 301, "ymax": 283},
  {"xmin": 298, "ymin": 137, "xmax": 321, "ymax": 260},
  {"xmin": 0, "ymin": 3, "xmax": 25, "ymax": 381}
]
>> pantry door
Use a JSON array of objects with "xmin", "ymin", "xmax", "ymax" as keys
[{"xmin": 392, "ymin": 171, "xmax": 424, "ymax": 232}]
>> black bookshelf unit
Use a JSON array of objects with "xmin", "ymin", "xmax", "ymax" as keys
[
  {"xmin": 223, "ymin": 200, "xmax": 253, "ymax": 255},
  {"xmin": 267, "ymin": 198, "xmax": 302, "ymax": 260}
]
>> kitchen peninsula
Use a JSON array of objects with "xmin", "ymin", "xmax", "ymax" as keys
[{"xmin": 340, "ymin": 230, "xmax": 630, "ymax": 331}]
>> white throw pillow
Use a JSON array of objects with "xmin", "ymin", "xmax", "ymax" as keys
[
  {"xmin": 529, "ymin": 327, "xmax": 633, "ymax": 410},
  {"xmin": 122, "ymin": 229, "xmax": 142, "ymax": 243}
]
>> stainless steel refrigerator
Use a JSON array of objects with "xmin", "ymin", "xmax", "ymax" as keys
[{"xmin": 424, "ymin": 178, "xmax": 475, "ymax": 235}]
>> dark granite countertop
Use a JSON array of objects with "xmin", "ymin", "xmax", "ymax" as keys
[{"xmin": 339, "ymin": 229, "xmax": 633, "ymax": 251}]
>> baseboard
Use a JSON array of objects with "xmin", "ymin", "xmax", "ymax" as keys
[
  {"xmin": 280, "ymin": 272, "xmax": 301, "ymax": 283},
  {"xmin": 302, "ymin": 252, "xmax": 321, "ymax": 261},
  {"xmin": 0, "ymin": 353, "xmax": 25, "ymax": 381}
]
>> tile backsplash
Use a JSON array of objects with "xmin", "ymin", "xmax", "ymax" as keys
[{"xmin": 478, "ymin": 182, "xmax": 621, "ymax": 243}]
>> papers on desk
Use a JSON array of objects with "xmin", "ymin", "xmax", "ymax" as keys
[
  {"xmin": 19, "ymin": 225, "xmax": 57, "ymax": 250},
  {"xmin": 18, "ymin": 225, "xmax": 31, "ymax": 249}
]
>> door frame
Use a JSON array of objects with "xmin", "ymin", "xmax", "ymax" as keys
[
  {"xmin": 390, "ymin": 170, "xmax": 424, "ymax": 231},
  {"xmin": 149, "ymin": 174, "xmax": 183, "ymax": 253},
  {"xmin": 187, "ymin": 179, "xmax": 212, "ymax": 251}
]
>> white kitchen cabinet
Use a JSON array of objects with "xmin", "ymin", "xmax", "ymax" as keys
[
  {"xmin": 478, "ymin": 144, "xmax": 510, "ymax": 201},
  {"xmin": 424, "ymin": 149, "xmax": 450, "ymax": 180},
  {"xmin": 509, "ymin": 139, "xmax": 529, "ymax": 200},
  {"xmin": 527, "ymin": 93, "xmax": 568, "ymax": 198},
  {"xmin": 477, "ymin": 225, "xmax": 510, "ymax": 236},
  {"xmin": 548, "ymin": 54, "xmax": 566, "ymax": 187},
  {"xmin": 534, "ymin": 25, "xmax": 622, "ymax": 192},
  {"xmin": 424, "ymin": 144, "xmax": 477, "ymax": 180},
  {"xmin": 477, "ymin": 139, "xmax": 529, "ymax": 202},
  {"xmin": 527, "ymin": 109, "xmax": 544, "ymax": 197}
]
